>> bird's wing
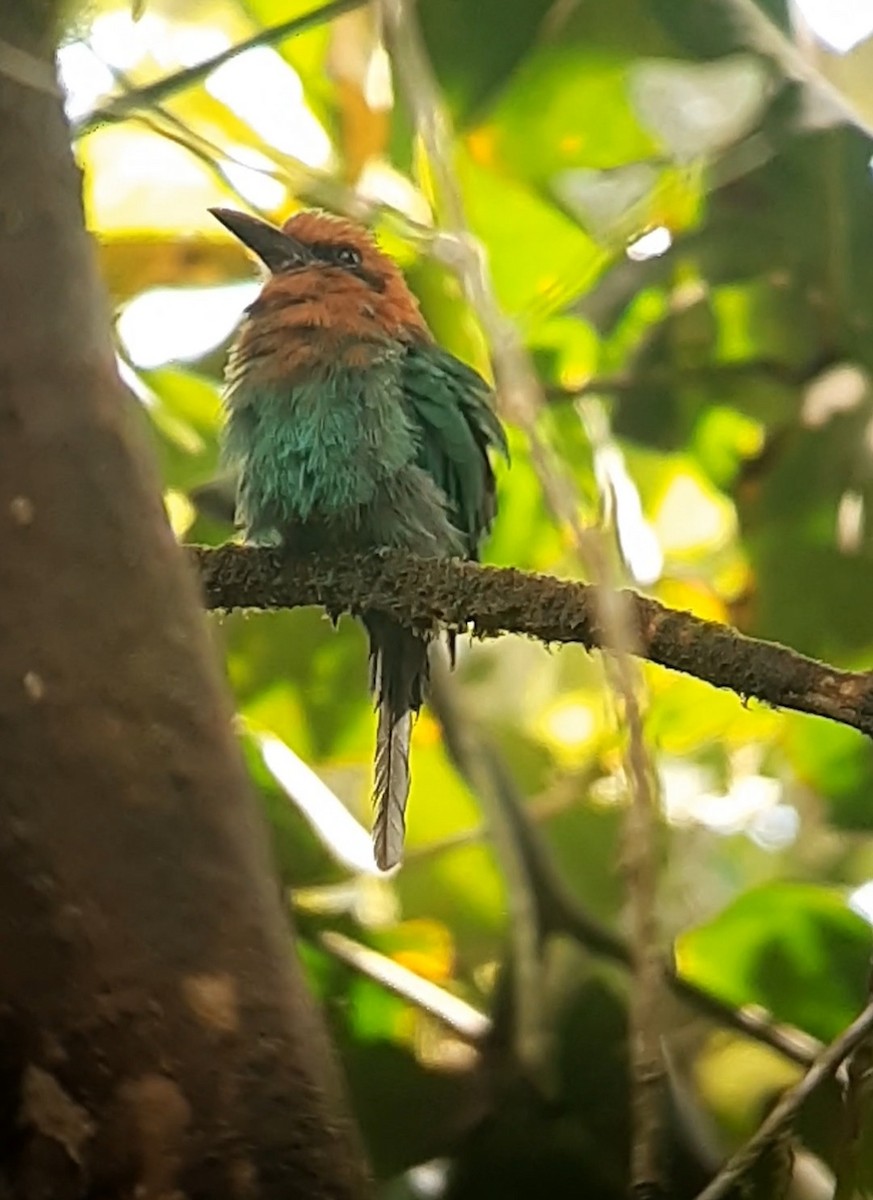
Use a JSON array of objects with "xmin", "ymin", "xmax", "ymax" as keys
[{"xmin": 401, "ymin": 343, "xmax": 508, "ymax": 557}]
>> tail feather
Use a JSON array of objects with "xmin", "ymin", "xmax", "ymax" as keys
[
  {"xmin": 365, "ymin": 615, "xmax": 429, "ymax": 871},
  {"xmin": 373, "ymin": 705, "xmax": 412, "ymax": 870}
]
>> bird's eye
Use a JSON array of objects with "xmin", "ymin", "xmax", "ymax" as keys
[{"xmin": 334, "ymin": 245, "xmax": 362, "ymax": 269}]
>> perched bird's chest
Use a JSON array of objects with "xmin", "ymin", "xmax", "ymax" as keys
[{"xmin": 224, "ymin": 351, "xmax": 423, "ymax": 540}]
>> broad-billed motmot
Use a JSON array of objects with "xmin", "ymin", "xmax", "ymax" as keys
[{"xmin": 211, "ymin": 207, "xmax": 508, "ymax": 870}]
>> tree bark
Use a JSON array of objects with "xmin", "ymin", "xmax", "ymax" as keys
[{"xmin": 0, "ymin": 14, "xmax": 369, "ymax": 1200}]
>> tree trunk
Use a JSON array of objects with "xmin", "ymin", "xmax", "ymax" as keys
[{"xmin": 0, "ymin": 12, "xmax": 369, "ymax": 1199}]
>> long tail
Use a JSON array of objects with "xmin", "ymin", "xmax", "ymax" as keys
[{"xmin": 364, "ymin": 614, "xmax": 429, "ymax": 871}]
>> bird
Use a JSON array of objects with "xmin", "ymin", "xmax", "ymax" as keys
[{"xmin": 210, "ymin": 205, "xmax": 508, "ymax": 870}]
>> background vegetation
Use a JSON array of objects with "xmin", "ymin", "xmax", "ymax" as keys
[{"xmin": 62, "ymin": 1, "xmax": 873, "ymax": 1194}]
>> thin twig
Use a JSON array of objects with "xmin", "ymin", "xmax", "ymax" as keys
[
  {"xmin": 475, "ymin": 736, "xmax": 820, "ymax": 1069},
  {"xmin": 694, "ymin": 999, "xmax": 873, "ymax": 1200},
  {"xmin": 421, "ymin": 678, "xmax": 820, "ymax": 1068},
  {"xmin": 73, "ymin": 0, "xmax": 368, "ymax": 138},
  {"xmin": 95, "ymin": 59, "xmax": 276, "ymax": 220},
  {"xmin": 832, "ymin": 956, "xmax": 873, "ymax": 1199},
  {"xmin": 378, "ymin": 3, "xmax": 665, "ymax": 1187},
  {"xmin": 665, "ymin": 974, "xmax": 819, "ymax": 1068},
  {"xmin": 309, "ymin": 719, "xmax": 820, "ymax": 1068},
  {"xmin": 190, "ymin": 544, "xmax": 873, "ymax": 740},
  {"xmin": 725, "ymin": 0, "xmax": 873, "ymax": 139},
  {"xmin": 315, "ymin": 929, "xmax": 490, "ymax": 1045},
  {"xmin": 130, "ymin": 111, "xmax": 274, "ymax": 215},
  {"xmin": 579, "ymin": 409, "xmax": 664, "ymax": 1197}
]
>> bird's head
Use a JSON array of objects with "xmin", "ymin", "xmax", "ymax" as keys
[{"xmin": 210, "ymin": 207, "xmax": 429, "ymax": 361}]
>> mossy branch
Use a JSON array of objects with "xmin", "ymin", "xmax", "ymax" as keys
[{"xmin": 190, "ymin": 543, "xmax": 873, "ymax": 739}]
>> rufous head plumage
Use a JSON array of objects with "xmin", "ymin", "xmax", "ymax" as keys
[{"xmin": 210, "ymin": 207, "xmax": 429, "ymax": 385}]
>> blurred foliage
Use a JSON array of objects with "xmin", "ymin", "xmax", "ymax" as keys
[{"xmin": 67, "ymin": 0, "xmax": 873, "ymax": 1196}]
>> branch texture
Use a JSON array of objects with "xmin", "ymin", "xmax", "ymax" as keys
[
  {"xmin": 191, "ymin": 544, "xmax": 873, "ymax": 738},
  {"xmin": 694, "ymin": 998, "xmax": 873, "ymax": 1200}
]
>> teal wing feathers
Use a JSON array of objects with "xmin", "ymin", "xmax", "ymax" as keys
[{"xmin": 401, "ymin": 343, "xmax": 508, "ymax": 558}]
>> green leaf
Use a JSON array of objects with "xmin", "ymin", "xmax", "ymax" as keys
[
  {"xmin": 140, "ymin": 366, "xmax": 223, "ymax": 492},
  {"xmin": 408, "ymin": 257, "xmax": 491, "ymax": 379},
  {"xmin": 691, "ymin": 405, "xmax": 765, "ymax": 490},
  {"xmin": 541, "ymin": 800, "xmax": 627, "ymax": 925},
  {"xmin": 646, "ymin": 672, "xmax": 781, "ymax": 753},
  {"xmin": 677, "ymin": 883, "xmax": 873, "ymax": 1040},
  {"xmin": 397, "ymin": 741, "xmax": 506, "ymax": 962},
  {"xmin": 479, "ymin": 49, "xmax": 657, "ymax": 183},
  {"xmin": 417, "ymin": 0, "xmax": 556, "ymax": 125},
  {"xmin": 785, "ymin": 716, "xmax": 873, "ymax": 831},
  {"xmin": 742, "ymin": 417, "xmax": 873, "ymax": 661},
  {"xmin": 141, "ymin": 366, "xmax": 223, "ymax": 435},
  {"xmin": 454, "ymin": 147, "xmax": 602, "ymax": 326},
  {"xmin": 628, "ymin": 55, "xmax": 772, "ymax": 162},
  {"xmin": 528, "ymin": 315, "xmax": 599, "ymax": 389},
  {"xmin": 483, "ymin": 432, "xmax": 564, "ymax": 572},
  {"xmin": 224, "ymin": 608, "xmax": 372, "ymax": 760}
]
